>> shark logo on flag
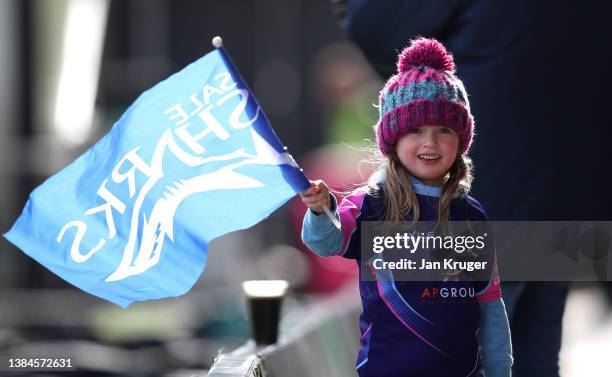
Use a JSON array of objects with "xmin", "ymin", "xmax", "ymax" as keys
[{"xmin": 4, "ymin": 47, "xmax": 309, "ymax": 307}]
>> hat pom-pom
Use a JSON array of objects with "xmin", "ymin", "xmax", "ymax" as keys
[{"xmin": 397, "ymin": 37, "xmax": 455, "ymax": 73}]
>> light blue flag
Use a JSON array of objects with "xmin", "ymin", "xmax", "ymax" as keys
[{"xmin": 4, "ymin": 46, "xmax": 310, "ymax": 307}]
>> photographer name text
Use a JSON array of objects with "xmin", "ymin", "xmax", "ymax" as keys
[{"xmin": 372, "ymin": 258, "xmax": 487, "ymax": 271}]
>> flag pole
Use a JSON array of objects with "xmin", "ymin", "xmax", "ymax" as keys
[
  {"xmin": 210, "ymin": 36, "xmax": 340, "ymax": 230},
  {"xmin": 321, "ymin": 204, "xmax": 341, "ymax": 229},
  {"xmin": 212, "ymin": 35, "xmax": 223, "ymax": 49}
]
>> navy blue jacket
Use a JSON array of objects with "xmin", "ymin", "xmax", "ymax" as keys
[
  {"xmin": 302, "ymin": 179, "xmax": 512, "ymax": 377},
  {"xmin": 344, "ymin": 0, "xmax": 612, "ymax": 220}
]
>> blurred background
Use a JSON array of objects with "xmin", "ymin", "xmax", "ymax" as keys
[{"xmin": 0, "ymin": 0, "xmax": 610, "ymax": 376}]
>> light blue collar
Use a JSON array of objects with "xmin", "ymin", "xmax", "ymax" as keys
[
  {"xmin": 410, "ymin": 176, "xmax": 442, "ymax": 197},
  {"xmin": 370, "ymin": 168, "xmax": 448, "ymax": 198}
]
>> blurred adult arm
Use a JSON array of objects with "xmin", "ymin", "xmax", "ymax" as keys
[{"xmin": 340, "ymin": 0, "xmax": 463, "ymax": 77}]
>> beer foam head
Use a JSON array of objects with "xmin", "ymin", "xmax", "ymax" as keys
[{"xmin": 242, "ymin": 280, "xmax": 289, "ymax": 298}]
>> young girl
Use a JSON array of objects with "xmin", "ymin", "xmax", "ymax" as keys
[{"xmin": 300, "ymin": 38, "xmax": 512, "ymax": 377}]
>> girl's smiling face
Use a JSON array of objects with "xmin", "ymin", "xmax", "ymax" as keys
[{"xmin": 395, "ymin": 125, "xmax": 459, "ymax": 186}]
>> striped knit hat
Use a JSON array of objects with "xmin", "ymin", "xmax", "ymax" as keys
[{"xmin": 375, "ymin": 38, "xmax": 474, "ymax": 156}]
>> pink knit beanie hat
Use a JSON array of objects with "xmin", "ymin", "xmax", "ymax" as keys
[{"xmin": 375, "ymin": 38, "xmax": 474, "ymax": 156}]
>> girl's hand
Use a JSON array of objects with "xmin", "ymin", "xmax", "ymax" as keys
[{"xmin": 300, "ymin": 180, "xmax": 331, "ymax": 215}]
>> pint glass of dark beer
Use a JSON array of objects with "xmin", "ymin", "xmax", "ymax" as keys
[{"xmin": 242, "ymin": 280, "xmax": 289, "ymax": 345}]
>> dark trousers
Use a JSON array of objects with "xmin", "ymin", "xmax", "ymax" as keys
[{"xmin": 502, "ymin": 282, "xmax": 569, "ymax": 377}]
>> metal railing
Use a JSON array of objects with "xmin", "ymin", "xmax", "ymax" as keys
[{"xmin": 208, "ymin": 282, "xmax": 361, "ymax": 377}]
